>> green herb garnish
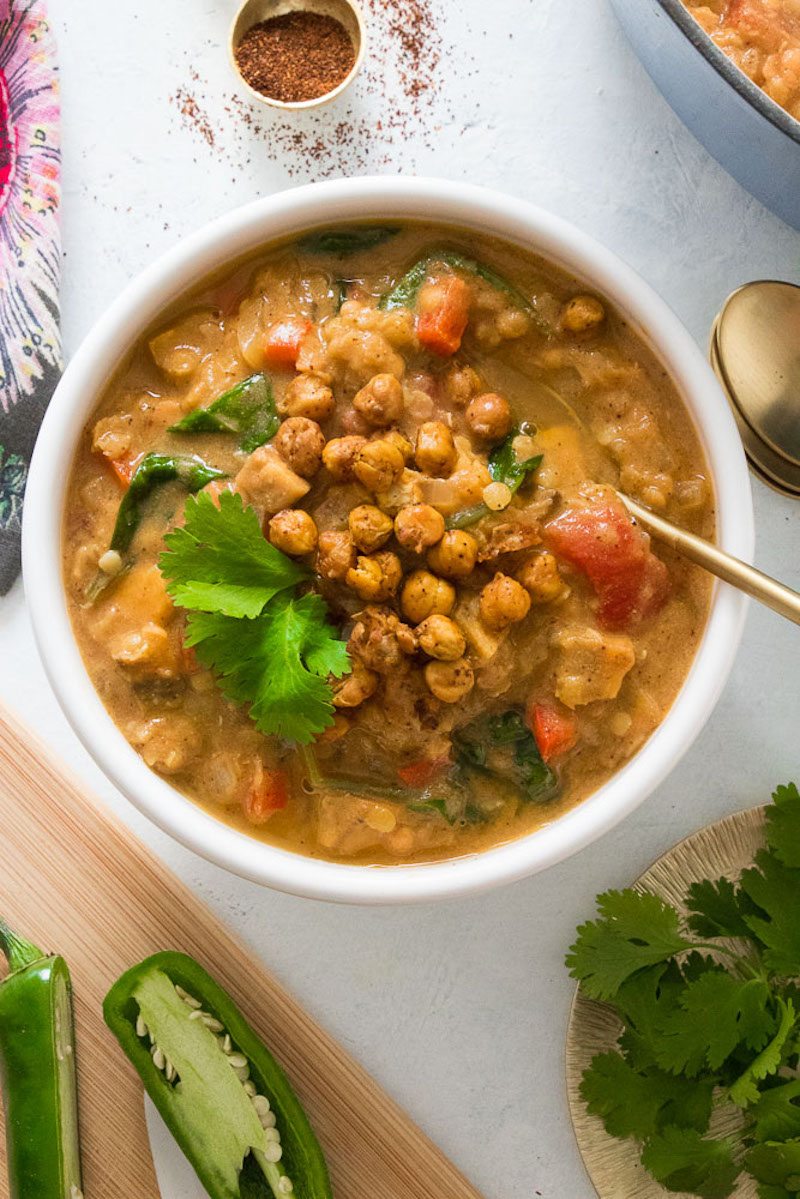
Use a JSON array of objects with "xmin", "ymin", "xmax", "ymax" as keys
[
  {"xmin": 168, "ymin": 374, "xmax": 279, "ymax": 454},
  {"xmin": 567, "ymin": 781, "xmax": 800, "ymax": 1198},
  {"xmin": 160, "ymin": 491, "xmax": 349, "ymax": 744}
]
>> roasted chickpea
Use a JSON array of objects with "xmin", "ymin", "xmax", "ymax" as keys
[
  {"xmin": 353, "ymin": 373, "xmax": 405, "ymax": 428},
  {"xmin": 427, "ymin": 530, "xmax": 478, "ymax": 579},
  {"xmin": 394, "ymin": 503, "xmax": 445, "ymax": 553},
  {"xmin": 316, "ymin": 530, "xmax": 357, "ymax": 581},
  {"xmin": 416, "ymin": 614, "xmax": 466, "ymax": 662},
  {"xmin": 348, "ymin": 504, "xmax": 394, "ymax": 553},
  {"xmin": 414, "ymin": 420, "xmax": 457, "ymax": 477},
  {"xmin": 517, "ymin": 551, "xmax": 568, "ymax": 604},
  {"xmin": 346, "ymin": 551, "xmax": 403, "ymax": 602},
  {"xmin": 443, "ymin": 363, "xmax": 481, "ymax": 407},
  {"xmin": 322, "ymin": 435, "xmax": 367, "ymax": 482},
  {"xmin": 269, "ymin": 509, "xmax": 318, "ymax": 556},
  {"xmin": 333, "ymin": 663, "xmax": 379, "ymax": 709},
  {"xmin": 465, "ymin": 392, "xmax": 513, "ymax": 443},
  {"xmin": 281, "ymin": 373, "xmax": 335, "ymax": 421},
  {"xmin": 479, "ymin": 572, "xmax": 532, "ymax": 630},
  {"xmin": 400, "ymin": 570, "xmax": 456, "ymax": 624},
  {"xmin": 560, "ymin": 294, "xmax": 606, "ymax": 336},
  {"xmin": 353, "ymin": 439, "xmax": 405, "ymax": 493},
  {"xmin": 273, "ymin": 417, "xmax": 325, "ymax": 478},
  {"xmin": 383, "ymin": 428, "xmax": 413, "ymax": 462},
  {"xmin": 424, "ymin": 657, "xmax": 475, "ymax": 704}
]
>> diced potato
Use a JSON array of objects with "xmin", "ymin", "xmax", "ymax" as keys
[
  {"xmin": 149, "ymin": 309, "xmax": 221, "ymax": 380},
  {"xmin": 553, "ymin": 624, "xmax": 636, "ymax": 708},
  {"xmin": 534, "ymin": 425, "xmax": 588, "ymax": 491},
  {"xmin": 234, "ymin": 445, "xmax": 310, "ymax": 519}
]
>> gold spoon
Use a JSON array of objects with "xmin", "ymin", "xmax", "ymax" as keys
[
  {"xmin": 711, "ymin": 280, "xmax": 800, "ymax": 496},
  {"xmin": 619, "ymin": 494, "xmax": 800, "ymax": 626}
]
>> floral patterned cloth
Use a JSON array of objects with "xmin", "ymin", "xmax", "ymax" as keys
[{"xmin": 0, "ymin": 0, "xmax": 60, "ymax": 594}]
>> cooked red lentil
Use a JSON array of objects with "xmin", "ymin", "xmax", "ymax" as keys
[
  {"xmin": 63, "ymin": 224, "xmax": 714, "ymax": 865},
  {"xmin": 684, "ymin": 0, "xmax": 800, "ymax": 117}
]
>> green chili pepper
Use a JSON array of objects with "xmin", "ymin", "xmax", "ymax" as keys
[
  {"xmin": 446, "ymin": 427, "xmax": 543, "ymax": 529},
  {"xmin": 0, "ymin": 920, "xmax": 82, "ymax": 1199},
  {"xmin": 379, "ymin": 248, "xmax": 540, "ymax": 319},
  {"xmin": 169, "ymin": 374, "xmax": 279, "ymax": 454},
  {"xmin": 110, "ymin": 452, "xmax": 225, "ymax": 554},
  {"xmin": 103, "ymin": 951, "xmax": 332, "ymax": 1199},
  {"xmin": 297, "ymin": 226, "xmax": 400, "ymax": 256}
]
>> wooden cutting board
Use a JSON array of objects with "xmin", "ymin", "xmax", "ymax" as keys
[{"xmin": 0, "ymin": 700, "xmax": 483, "ymax": 1199}]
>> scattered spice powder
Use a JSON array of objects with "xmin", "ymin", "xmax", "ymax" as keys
[{"xmin": 235, "ymin": 12, "xmax": 356, "ymax": 104}]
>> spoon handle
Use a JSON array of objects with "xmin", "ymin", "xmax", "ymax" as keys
[{"xmin": 619, "ymin": 494, "xmax": 800, "ymax": 627}]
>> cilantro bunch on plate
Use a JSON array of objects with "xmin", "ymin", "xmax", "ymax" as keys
[
  {"xmin": 159, "ymin": 490, "xmax": 350, "ymax": 744},
  {"xmin": 567, "ymin": 784, "xmax": 800, "ymax": 1198}
]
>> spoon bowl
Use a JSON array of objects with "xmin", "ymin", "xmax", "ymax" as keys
[{"xmin": 712, "ymin": 280, "xmax": 800, "ymax": 496}]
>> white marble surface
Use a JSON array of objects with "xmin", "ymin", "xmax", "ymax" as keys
[{"xmin": 3, "ymin": 1, "xmax": 800, "ymax": 1195}]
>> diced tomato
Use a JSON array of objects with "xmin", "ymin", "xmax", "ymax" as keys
[
  {"xmin": 543, "ymin": 491, "xmax": 670, "ymax": 629},
  {"xmin": 102, "ymin": 451, "xmax": 141, "ymax": 488},
  {"xmin": 416, "ymin": 275, "xmax": 472, "ymax": 357},
  {"xmin": 527, "ymin": 701, "xmax": 577, "ymax": 762},
  {"xmin": 262, "ymin": 318, "xmax": 312, "ymax": 370},
  {"xmin": 397, "ymin": 756, "xmax": 450, "ymax": 789},
  {"xmin": 244, "ymin": 767, "xmax": 288, "ymax": 825},
  {"xmin": 210, "ymin": 278, "xmax": 247, "ymax": 318}
]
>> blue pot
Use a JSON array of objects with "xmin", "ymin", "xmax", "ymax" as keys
[{"xmin": 609, "ymin": 0, "xmax": 800, "ymax": 230}]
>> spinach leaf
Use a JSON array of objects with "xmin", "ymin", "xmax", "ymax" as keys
[
  {"xmin": 111, "ymin": 453, "xmax": 225, "ymax": 555},
  {"xmin": 380, "ymin": 248, "xmax": 538, "ymax": 318},
  {"xmin": 298, "ymin": 227, "xmax": 400, "ymax": 257},
  {"xmin": 454, "ymin": 709, "xmax": 560, "ymax": 805},
  {"xmin": 169, "ymin": 374, "xmax": 278, "ymax": 454}
]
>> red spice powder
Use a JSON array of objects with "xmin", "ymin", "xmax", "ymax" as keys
[{"xmin": 235, "ymin": 12, "xmax": 356, "ymax": 104}]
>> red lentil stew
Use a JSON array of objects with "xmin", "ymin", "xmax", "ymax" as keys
[
  {"xmin": 684, "ymin": 0, "xmax": 800, "ymax": 118},
  {"xmin": 63, "ymin": 224, "xmax": 714, "ymax": 865}
]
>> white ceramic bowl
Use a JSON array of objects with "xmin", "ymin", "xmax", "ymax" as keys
[{"xmin": 23, "ymin": 177, "xmax": 753, "ymax": 905}]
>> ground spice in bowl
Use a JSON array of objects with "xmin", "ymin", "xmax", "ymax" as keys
[{"xmin": 235, "ymin": 11, "xmax": 357, "ymax": 104}]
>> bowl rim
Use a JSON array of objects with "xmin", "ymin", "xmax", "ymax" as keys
[
  {"xmin": 654, "ymin": 0, "xmax": 800, "ymax": 145},
  {"xmin": 23, "ymin": 176, "xmax": 754, "ymax": 905}
]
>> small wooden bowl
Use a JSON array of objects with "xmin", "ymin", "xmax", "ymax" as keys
[{"xmin": 228, "ymin": 0, "xmax": 366, "ymax": 111}]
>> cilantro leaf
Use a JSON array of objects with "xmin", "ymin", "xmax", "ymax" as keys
[
  {"xmin": 741, "ymin": 852, "xmax": 800, "ymax": 977},
  {"xmin": 752, "ymin": 1081, "xmax": 800, "ymax": 1144},
  {"xmin": 642, "ymin": 1127, "xmax": 740, "ymax": 1198},
  {"xmin": 186, "ymin": 593, "xmax": 350, "ymax": 745},
  {"xmin": 160, "ymin": 491, "xmax": 307, "ymax": 618},
  {"xmin": 756, "ymin": 1186, "xmax": 795, "ymax": 1199},
  {"xmin": 765, "ymin": 784, "xmax": 800, "ymax": 870},
  {"xmin": 566, "ymin": 889, "xmax": 692, "ymax": 1002},
  {"xmin": 656, "ymin": 971, "xmax": 774, "ymax": 1076},
  {"xmin": 615, "ymin": 962, "xmax": 686, "ymax": 1071},
  {"xmin": 746, "ymin": 1139, "xmax": 800, "ymax": 1191},
  {"xmin": 730, "ymin": 1000, "xmax": 797, "ymax": 1108},
  {"xmin": 686, "ymin": 877, "xmax": 755, "ymax": 940},
  {"xmin": 581, "ymin": 1051, "xmax": 713, "ymax": 1141}
]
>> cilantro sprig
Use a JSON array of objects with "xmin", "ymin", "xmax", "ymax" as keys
[
  {"xmin": 160, "ymin": 490, "xmax": 350, "ymax": 744},
  {"xmin": 567, "ymin": 783, "xmax": 800, "ymax": 1198}
]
